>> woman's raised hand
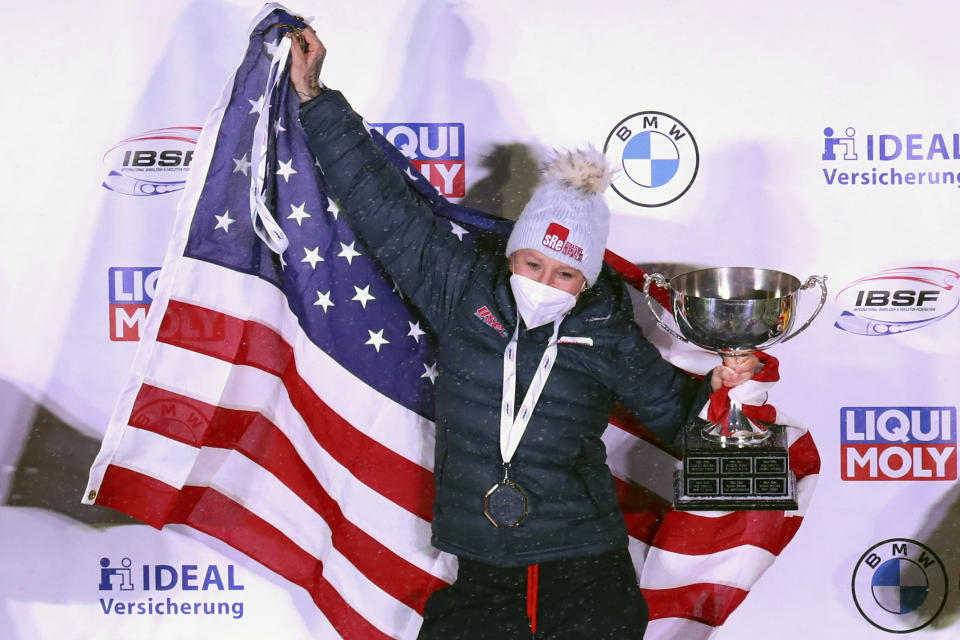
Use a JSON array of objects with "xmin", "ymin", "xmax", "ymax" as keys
[{"xmin": 288, "ymin": 26, "xmax": 326, "ymax": 102}]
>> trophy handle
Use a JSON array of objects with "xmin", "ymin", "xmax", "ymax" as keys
[
  {"xmin": 642, "ymin": 273, "xmax": 689, "ymax": 344},
  {"xmin": 780, "ymin": 275, "xmax": 828, "ymax": 344}
]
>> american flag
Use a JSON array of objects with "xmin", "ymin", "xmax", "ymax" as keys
[{"xmin": 84, "ymin": 6, "xmax": 820, "ymax": 639}]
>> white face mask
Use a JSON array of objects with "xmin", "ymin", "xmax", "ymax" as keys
[{"xmin": 509, "ymin": 274, "xmax": 578, "ymax": 329}]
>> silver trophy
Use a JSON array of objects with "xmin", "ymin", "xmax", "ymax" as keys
[{"xmin": 642, "ymin": 267, "xmax": 827, "ymax": 510}]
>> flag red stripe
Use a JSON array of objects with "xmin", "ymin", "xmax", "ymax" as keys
[
  {"xmin": 609, "ymin": 402, "xmax": 681, "ymax": 452},
  {"xmin": 604, "ymin": 250, "xmax": 671, "ymax": 310},
  {"xmin": 97, "ymin": 465, "xmax": 396, "ymax": 640},
  {"xmin": 788, "ymin": 431, "xmax": 821, "ymax": 479},
  {"xmin": 614, "ymin": 477, "xmax": 670, "ymax": 544},
  {"xmin": 127, "ymin": 383, "xmax": 447, "ymax": 613},
  {"xmin": 170, "ymin": 485, "xmax": 396, "ymax": 640},
  {"xmin": 157, "ymin": 300, "xmax": 436, "ymax": 521},
  {"xmin": 642, "ymin": 582, "xmax": 749, "ymax": 626},
  {"xmin": 96, "ymin": 462, "xmax": 179, "ymax": 528},
  {"xmin": 615, "ymin": 469, "xmax": 804, "ymax": 555},
  {"xmin": 652, "ymin": 509, "xmax": 803, "ymax": 556}
]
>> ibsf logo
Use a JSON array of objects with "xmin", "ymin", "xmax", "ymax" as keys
[
  {"xmin": 369, "ymin": 123, "xmax": 465, "ymax": 197},
  {"xmin": 852, "ymin": 539, "xmax": 947, "ymax": 633},
  {"xmin": 841, "ymin": 406, "xmax": 956, "ymax": 480},
  {"xmin": 834, "ymin": 267, "xmax": 959, "ymax": 336},
  {"xmin": 102, "ymin": 127, "xmax": 200, "ymax": 196},
  {"xmin": 603, "ymin": 111, "xmax": 699, "ymax": 207},
  {"xmin": 541, "ymin": 223, "xmax": 583, "ymax": 262},
  {"xmin": 109, "ymin": 267, "xmax": 160, "ymax": 341}
]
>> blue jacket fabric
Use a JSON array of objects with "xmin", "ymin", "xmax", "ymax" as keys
[{"xmin": 299, "ymin": 90, "xmax": 711, "ymax": 567}]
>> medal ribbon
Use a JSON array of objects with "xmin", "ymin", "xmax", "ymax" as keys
[{"xmin": 500, "ymin": 315, "xmax": 562, "ymax": 464}]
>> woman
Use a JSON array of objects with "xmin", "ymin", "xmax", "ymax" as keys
[{"xmin": 288, "ymin": 27, "xmax": 757, "ymax": 640}]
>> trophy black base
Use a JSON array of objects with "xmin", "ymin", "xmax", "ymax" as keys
[{"xmin": 674, "ymin": 418, "xmax": 798, "ymax": 511}]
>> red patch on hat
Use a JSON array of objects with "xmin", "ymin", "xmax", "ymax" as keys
[{"xmin": 541, "ymin": 223, "xmax": 583, "ymax": 262}]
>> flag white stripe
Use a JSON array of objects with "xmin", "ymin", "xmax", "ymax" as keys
[
  {"xmin": 640, "ymin": 544, "xmax": 775, "ymax": 591},
  {"xmin": 791, "ymin": 473, "xmax": 817, "ymax": 517},
  {"xmin": 645, "ymin": 616, "xmax": 718, "ymax": 640},
  {"xmin": 627, "ymin": 536, "xmax": 651, "ymax": 577},
  {"xmin": 182, "ymin": 446, "xmax": 420, "ymax": 640},
  {"xmin": 113, "ymin": 363, "xmax": 451, "ymax": 583},
  {"xmin": 113, "ymin": 427, "xmax": 198, "ymax": 489},
  {"xmin": 147, "ymin": 341, "xmax": 440, "ymax": 551},
  {"xmin": 171, "ymin": 257, "xmax": 437, "ymax": 471},
  {"xmin": 603, "ymin": 426, "xmax": 678, "ymax": 501}
]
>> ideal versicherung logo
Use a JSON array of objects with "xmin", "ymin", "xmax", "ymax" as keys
[
  {"xmin": 823, "ymin": 126, "xmax": 960, "ymax": 188},
  {"xmin": 98, "ymin": 557, "xmax": 245, "ymax": 619}
]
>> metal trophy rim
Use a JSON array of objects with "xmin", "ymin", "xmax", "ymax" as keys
[{"xmin": 642, "ymin": 266, "xmax": 827, "ymax": 447}]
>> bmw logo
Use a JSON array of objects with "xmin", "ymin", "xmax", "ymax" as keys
[
  {"xmin": 851, "ymin": 538, "xmax": 947, "ymax": 633},
  {"xmin": 603, "ymin": 111, "xmax": 699, "ymax": 207}
]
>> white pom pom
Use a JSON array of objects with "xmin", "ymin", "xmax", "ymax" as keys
[{"xmin": 542, "ymin": 147, "xmax": 614, "ymax": 196}]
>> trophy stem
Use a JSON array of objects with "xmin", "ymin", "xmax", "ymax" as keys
[{"xmin": 702, "ymin": 400, "xmax": 772, "ymax": 446}]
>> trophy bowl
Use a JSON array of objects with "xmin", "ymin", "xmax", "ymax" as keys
[{"xmin": 643, "ymin": 267, "xmax": 827, "ymax": 444}]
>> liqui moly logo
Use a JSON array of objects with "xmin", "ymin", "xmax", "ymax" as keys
[
  {"xmin": 475, "ymin": 306, "xmax": 508, "ymax": 337},
  {"xmin": 109, "ymin": 267, "xmax": 160, "ymax": 341},
  {"xmin": 841, "ymin": 407, "xmax": 957, "ymax": 481},
  {"xmin": 369, "ymin": 123, "xmax": 465, "ymax": 197},
  {"xmin": 541, "ymin": 223, "xmax": 584, "ymax": 262}
]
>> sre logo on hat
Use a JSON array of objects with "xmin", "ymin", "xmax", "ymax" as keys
[{"xmin": 542, "ymin": 223, "xmax": 584, "ymax": 262}]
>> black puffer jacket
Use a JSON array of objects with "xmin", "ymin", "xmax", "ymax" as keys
[{"xmin": 300, "ymin": 90, "xmax": 710, "ymax": 566}]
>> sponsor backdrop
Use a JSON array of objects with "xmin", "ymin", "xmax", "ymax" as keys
[{"xmin": 1, "ymin": 1, "xmax": 958, "ymax": 638}]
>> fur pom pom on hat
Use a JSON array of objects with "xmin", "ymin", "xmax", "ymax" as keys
[
  {"xmin": 542, "ymin": 147, "xmax": 615, "ymax": 196},
  {"xmin": 505, "ymin": 148, "xmax": 614, "ymax": 286}
]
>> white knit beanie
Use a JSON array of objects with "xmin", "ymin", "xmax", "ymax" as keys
[{"xmin": 505, "ymin": 148, "xmax": 614, "ymax": 286}]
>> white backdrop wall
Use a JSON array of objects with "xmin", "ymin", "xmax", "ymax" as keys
[{"xmin": 1, "ymin": 1, "xmax": 958, "ymax": 638}]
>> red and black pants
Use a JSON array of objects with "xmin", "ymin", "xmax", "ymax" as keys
[{"xmin": 417, "ymin": 549, "xmax": 648, "ymax": 639}]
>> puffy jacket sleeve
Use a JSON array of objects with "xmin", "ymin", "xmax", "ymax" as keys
[
  {"xmin": 609, "ymin": 322, "xmax": 713, "ymax": 448},
  {"xmin": 298, "ymin": 90, "xmax": 478, "ymax": 330}
]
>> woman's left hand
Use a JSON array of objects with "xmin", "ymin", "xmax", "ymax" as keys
[{"xmin": 710, "ymin": 353, "xmax": 760, "ymax": 391}]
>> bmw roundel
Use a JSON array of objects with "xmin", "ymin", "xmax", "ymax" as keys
[
  {"xmin": 851, "ymin": 538, "xmax": 947, "ymax": 633},
  {"xmin": 604, "ymin": 111, "xmax": 699, "ymax": 207}
]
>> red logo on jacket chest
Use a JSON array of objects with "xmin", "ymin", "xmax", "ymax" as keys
[{"xmin": 475, "ymin": 306, "xmax": 509, "ymax": 337}]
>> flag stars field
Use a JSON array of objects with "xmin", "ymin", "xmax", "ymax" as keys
[
  {"xmin": 302, "ymin": 247, "xmax": 324, "ymax": 269},
  {"xmin": 352, "ymin": 285, "xmax": 376, "ymax": 309},
  {"xmin": 288, "ymin": 202, "xmax": 312, "ymax": 226},
  {"xmin": 337, "ymin": 241, "xmax": 361, "ymax": 264},
  {"xmin": 233, "ymin": 153, "xmax": 251, "ymax": 176},
  {"xmin": 450, "ymin": 222, "xmax": 469, "ymax": 241},
  {"xmin": 313, "ymin": 290, "xmax": 334, "ymax": 312},
  {"xmin": 407, "ymin": 321, "xmax": 426, "ymax": 343},
  {"xmin": 248, "ymin": 94, "xmax": 265, "ymax": 115},
  {"xmin": 365, "ymin": 329, "xmax": 389, "ymax": 352},
  {"xmin": 421, "ymin": 362, "xmax": 438, "ymax": 384},
  {"xmin": 276, "ymin": 159, "xmax": 298, "ymax": 182},
  {"xmin": 326, "ymin": 199, "xmax": 340, "ymax": 220},
  {"xmin": 214, "ymin": 210, "xmax": 235, "ymax": 232}
]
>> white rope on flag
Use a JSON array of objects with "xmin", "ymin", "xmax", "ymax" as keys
[{"xmin": 249, "ymin": 32, "xmax": 292, "ymax": 255}]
